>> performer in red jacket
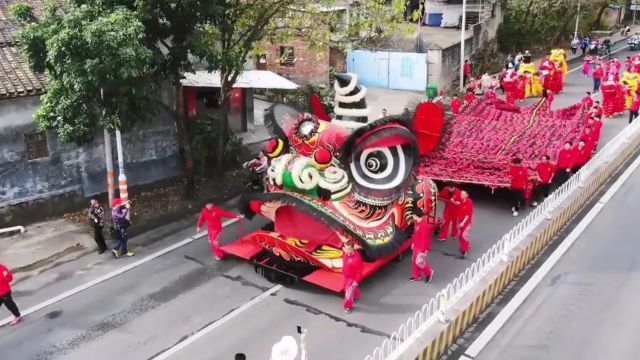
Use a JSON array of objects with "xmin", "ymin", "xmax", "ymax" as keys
[
  {"xmin": 581, "ymin": 91, "xmax": 594, "ymax": 109},
  {"xmin": 437, "ymin": 183, "xmax": 461, "ymax": 241},
  {"xmin": 533, "ymin": 155, "xmax": 556, "ymax": 206},
  {"xmin": 464, "ymin": 89, "xmax": 476, "ymax": 105},
  {"xmin": 573, "ymin": 140, "xmax": 592, "ymax": 173},
  {"xmin": 509, "ymin": 158, "xmax": 529, "ymax": 217},
  {"xmin": 342, "ymin": 242, "xmax": 364, "ymax": 313},
  {"xmin": 450, "ymin": 97, "xmax": 462, "ymax": 114},
  {"xmin": 410, "ymin": 211, "xmax": 434, "ymax": 283},
  {"xmin": 196, "ymin": 201, "xmax": 241, "ymax": 260},
  {"xmin": 586, "ymin": 116, "xmax": 603, "ymax": 145},
  {"xmin": 457, "ymin": 191, "xmax": 474, "ymax": 259},
  {"xmin": 0, "ymin": 263, "xmax": 22, "ymax": 325},
  {"xmin": 555, "ymin": 141, "xmax": 575, "ymax": 186}
]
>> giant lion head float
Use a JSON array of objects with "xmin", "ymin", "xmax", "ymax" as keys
[{"xmin": 235, "ymin": 78, "xmax": 442, "ymax": 280}]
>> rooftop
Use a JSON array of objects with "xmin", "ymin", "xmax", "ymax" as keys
[
  {"xmin": 0, "ymin": 45, "xmax": 45, "ymax": 99},
  {"xmin": 181, "ymin": 70, "xmax": 299, "ymax": 90}
]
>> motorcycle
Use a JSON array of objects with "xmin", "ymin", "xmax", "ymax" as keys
[{"xmin": 629, "ymin": 37, "xmax": 640, "ymax": 51}]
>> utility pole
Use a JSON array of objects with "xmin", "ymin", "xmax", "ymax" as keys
[
  {"xmin": 634, "ymin": 0, "xmax": 638, "ymax": 25},
  {"xmin": 115, "ymin": 129, "xmax": 129, "ymax": 203},
  {"xmin": 459, "ymin": 0, "xmax": 467, "ymax": 91},
  {"xmin": 101, "ymin": 88, "xmax": 115, "ymax": 207},
  {"xmin": 574, "ymin": 0, "xmax": 581, "ymax": 38},
  {"xmin": 104, "ymin": 130, "xmax": 115, "ymax": 207}
]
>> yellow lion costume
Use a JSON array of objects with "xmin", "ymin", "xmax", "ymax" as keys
[
  {"xmin": 518, "ymin": 62, "xmax": 543, "ymax": 97},
  {"xmin": 549, "ymin": 49, "xmax": 568, "ymax": 76},
  {"xmin": 620, "ymin": 71, "xmax": 640, "ymax": 109}
]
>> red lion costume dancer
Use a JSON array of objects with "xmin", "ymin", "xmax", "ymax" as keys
[
  {"xmin": 437, "ymin": 184, "xmax": 461, "ymax": 241},
  {"xmin": 601, "ymin": 76, "xmax": 625, "ymax": 117},
  {"xmin": 457, "ymin": 190, "xmax": 474, "ymax": 259},
  {"xmin": 410, "ymin": 213, "xmax": 434, "ymax": 282},
  {"xmin": 502, "ymin": 67, "xmax": 519, "ymax": 104}
]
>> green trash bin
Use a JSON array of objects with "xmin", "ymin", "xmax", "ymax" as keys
[{"xmin": 426, "ymin": 84, "xmax": 438, "ymax": 100}]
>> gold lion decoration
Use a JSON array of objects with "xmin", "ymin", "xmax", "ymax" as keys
[
  {"xmin": 620, "ymin": 71, "xmax": 640, "ymax": 109},
  {"xmin": 549, "ymin": 49, "xmax": 568, "ymax": 78},
  {"xmin": 518, "ymin": 62, "xmax": 543, "ymax": 97}
]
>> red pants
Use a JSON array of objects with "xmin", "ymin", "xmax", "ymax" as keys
[
  {"xmin": 459, "ymin": 225, "xmax": 471, "ymax": 253},
  {"xmin": 343, "ymin": 278, "xmax": 360, "ymax": 310},
  {"xmin": 411, "ymin": 250, "xmax": 433, "ymax": 279},
  {"xmin": 208, "ymin": 231, "xmax": 224, "ymax": 259},
  {"xmin": 438, "ymin": 213, "xmax": 459, "ymax": 240}
]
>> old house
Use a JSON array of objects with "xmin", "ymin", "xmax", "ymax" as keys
[{"xmin": 0, "ymin": 1, "xmax": 182, "ymax": 227}]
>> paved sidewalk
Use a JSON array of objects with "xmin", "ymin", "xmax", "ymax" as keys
[{"xmin": 0, "ymin": 195, "xmax": 242, "ymax": 283}]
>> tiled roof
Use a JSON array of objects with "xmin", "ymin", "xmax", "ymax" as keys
[
  {"xmin": 0, "ymin": 0, "xmax": 55, "ymax": 47},
  {"xmin": 0, "ymin": 45, "xmax": 45, "ymax": 99},
  {"xmin": 0, "ymin": 0, "xmax": 54, "ymax": 99}
]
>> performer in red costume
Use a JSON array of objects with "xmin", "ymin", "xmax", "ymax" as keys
[
  {"xmin": 437, "ymin": 183, "xmax": 461, "ymax": 241},
  {"xmin": 464, "ymin": 89, "xmax": 476, "ymax": 104},
  {"xmin": 586, "ymin": 116, "xmax": 603, "ymax": 142},
  {"xmin": 196, "ymin": 201, "xmax": 241, "ymax": 260},
  {"xmin": 516, "ymin": 74, "xmax": 527, "ymax": 102},
  {"xmin": 580, "ymin": 126, "xmax": 596, "ymax": 154},
  {"xmin": 601, "ymin": 76, "xmax": 622, "ymax": 117},
  {"xmin": 539, "ymin": 55, "xmax": 554, "ymax": 87},
  {"xmin": 457, "ymin": 191, "xmax": 474, "ymax": 259},
  {"xmin": 532, "ymin": 155, "xmax": 555, "ymax": 206},
  {"xmin": 409, "ymin": 211, "xmax": 434, "ymax": 283},
  {"xmin": 573, "ymin": 140, "xmax": 592, "ymax": 173},
  {"xmin": 502, "ymin": 65, "xmax": 518, "ymax": 104},
  {"xmin": 342, "ymin": 242, "xmax": 363, "ymax": 313},
  {"xmin": 450, "ymin": 97, "xmax": 462, "ymax": 114},
  {"xmin": 509, "ymin": 158, "xmax": 529, "ymax": 217},
  {"xmin": 555, "ymin": 141, "xmax": 575, "ymax": 186},
  {"xmin": 581, "ymin": 91, "xmax": 594, "ymax": 109}
]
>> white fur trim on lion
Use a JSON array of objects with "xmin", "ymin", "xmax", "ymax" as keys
[
  {"xmin": 319, "ymin": 166, "xmax": 349, "ymax": 191},
  {"xmin": 268, "ymin": 154, "xmax": 291, "ymax": 187},
  {"xmin": 335, "ymin": 86, "xmax": 367, "ymax": 103},
  {"xmin": 334, "ymin": 106, "xmax": 370, "ymax": 117},
  {"xmin": 291, "ymin": 157, "xmax": 320, "ymax": 190},
  {"xmin": 331, "ymin": 119, "xmax": 367, "ymax": 129},
  {"xmin": 334, "ymin": 73, "xmax": 358, "ymax": 95}
]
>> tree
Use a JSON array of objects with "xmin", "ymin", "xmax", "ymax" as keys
[
  {"xmin": 14, "ymin": 5, "xmax": 157, "ymax": 145},
  {"xmin": 71, "ymin": 0, "xmax": 215, "ymax": 196},
  {"xmin": 191, "ymin": 0, "xmax": 415, "ymax": 170}
]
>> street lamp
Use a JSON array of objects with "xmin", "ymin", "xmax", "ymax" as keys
[{"xmin": 459, "ymin": 0, "xmax": 467, "ymax": 92}]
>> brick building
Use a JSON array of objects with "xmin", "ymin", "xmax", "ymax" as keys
[{"xmin": 261, "ymin": 37, "xmax": 330, "ymax": 86}]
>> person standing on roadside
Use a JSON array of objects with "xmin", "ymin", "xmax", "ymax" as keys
[
  {"xmin": 463, "ymin": 59, "xmax": 471, "ymax": 86},
  {"xmin": 111, "ymin": 198, "xmax": 134, "ymax": 258},
  {"xmin": 571, "ymin": 36, "xmax": 580, "ymax": 55},
  {"xmin": 0, "ymin": 263, "xmax": 22, "ymax": 326},
  {"xmin": 409, "ymin": 210, "xmax": 434, "ymax": 283},
  {"xmin": 457, "ymin": 190, "xmax": 474, "ymax": 259},
  {"xmin": 88, "ymin": 198, "xmax": 108, "ymax": 254},
  {"xmin": 196, "ymin": 201, "xmax": 241, "ymax": 261}
]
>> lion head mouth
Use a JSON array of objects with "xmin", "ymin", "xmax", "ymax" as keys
[{"xmin": 239, "ymin": 191, "xmax": 406, "ymax": 260}]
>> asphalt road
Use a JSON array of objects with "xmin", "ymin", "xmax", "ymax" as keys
[
  {"xmin": 474, "ymin": 152, "xmax": 640, "ymax": 360},
  {"xmin": 0, "ymin": 44, "xmax": 635, "ymax": 360}
]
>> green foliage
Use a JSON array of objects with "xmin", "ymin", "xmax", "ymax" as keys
[
  {"xmin": 16, "ymin": 6, "xmax": 158, "ymax": 145},
  {"xmin": 267, "ymin": 85, "xmax": 335, "ymax": 117},
  {"xmin": 9, "ymin": 3, "xmax": 34, "ymax": 22},
  {"xmin": 470, "ymin": 40, "xmax": 504, "ymax": 75},
  {"xmin": 191, "ymin": 113, "xmax": 246, "ymax": 177}
]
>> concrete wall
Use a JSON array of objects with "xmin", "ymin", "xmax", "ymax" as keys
[
  {"xmin": 0, "ymin": 96, "xmax": 182, "ymax": 226},
  {"xmin": 424, "ymin": 3, "xmax": 502, "ymax": 89}
]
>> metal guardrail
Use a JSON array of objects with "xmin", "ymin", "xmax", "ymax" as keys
[
  {"xmin": 364, "ymin": 114, "xmax": 640, "ymax": 360},
  {"xmin": 0, "ymin": 226, "xmax": 26, "ymax": 235}
]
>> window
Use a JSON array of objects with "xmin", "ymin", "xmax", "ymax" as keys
[
  {"xmin": 279, "ymin": 46, "xmax": 295, "ymax": 67},
  {"xmin": 24, "ymin": 132, "xmax": 49, "ymax": 160}
]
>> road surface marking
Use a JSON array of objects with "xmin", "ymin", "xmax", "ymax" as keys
[
  {"xmin": 152, "ymin": 284, "xmax": 283, "ymax": 360},
  {"xmin": 0, "ymin": 216, "xmax": 244, "ymax": 327},
  {"xmin": 462, "ymin": 153, "xmax": 640, "ymax": 359}
]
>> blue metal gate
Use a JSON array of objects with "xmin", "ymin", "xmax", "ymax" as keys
[{"xmin": 347, "ymin": 50, "xmax": 427, "ymax": 91}]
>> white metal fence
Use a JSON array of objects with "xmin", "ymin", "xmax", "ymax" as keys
[
  {"xmin": 364, "ymin": 116, "xmax": 640, "ymax": 360},
  {"xmin": 0, "ymin": 226, "xmax": 25, "ymax": 236}
]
